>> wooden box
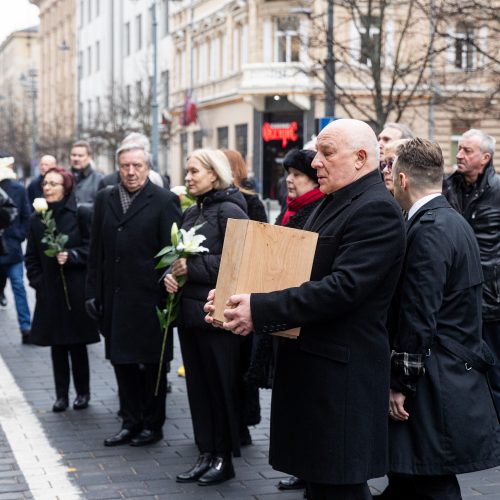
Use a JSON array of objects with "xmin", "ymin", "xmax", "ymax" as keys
[{"xmin": 212, "ymin": 219, "xmax": 318, "ymax": 338}]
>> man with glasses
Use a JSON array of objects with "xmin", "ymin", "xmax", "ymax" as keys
[{"xmin": 86, "ymin": 142, "xmax": 181, "ymax": 447}]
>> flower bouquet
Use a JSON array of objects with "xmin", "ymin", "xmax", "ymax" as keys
[
  {"xmin": 154, "ymin": 222, "xmax": 208, "ymax": 394},
  {"xmin": 33, "ymin": 198, "xmax": 71, "ymax": 311}
]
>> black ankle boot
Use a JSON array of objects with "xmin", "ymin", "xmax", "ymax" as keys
[
  {"xmin": 176, "ymin": 452, "xmax": 213, "ymax": 483},
  {"xmin": 197, "ymin": 455, "xmax": 235, "ymax": 486}
]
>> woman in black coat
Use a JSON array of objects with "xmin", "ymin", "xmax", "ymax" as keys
[
  {"xmin": 164, "ymin": 149, "xmax": 248, "ymax": 486},
  {"xmin": 25, "ymin": 167, "xmax": 99, "ymax": 412}
]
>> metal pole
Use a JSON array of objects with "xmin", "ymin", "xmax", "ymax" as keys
[
  {"xmin": 151, "ymin": 1, "xmax": 159, "ymax": 172},
  {"xmin": 31, "ymin": 79, "xmax": 37, "ymax": 175},
  {"xmin": 324, "ymin": 0, "xmax": 335, "ymax": 117}
]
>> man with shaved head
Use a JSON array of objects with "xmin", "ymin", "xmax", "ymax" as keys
[
  {"xmin": 205, "ymin": 119, "xmax": 406, "ymax": 499},
  {"xmin": 27, "ymin": 154, "xmax": 57, "ymax": 204}
]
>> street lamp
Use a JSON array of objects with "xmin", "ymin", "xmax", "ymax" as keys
[{"xmin": 20, "ymin": 68, "xmax": 38, "ymax": 177}]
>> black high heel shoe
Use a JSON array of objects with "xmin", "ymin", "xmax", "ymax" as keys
[
  {"xmin": 176, "ymin": 453, "xmax": 213, "ymax": 482},
  {"xmin": 197, "ymin": 454, "xmax": 235, "ymax": 486}
]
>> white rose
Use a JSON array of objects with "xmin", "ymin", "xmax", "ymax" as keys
[{"xmin": 33, "ymin": 197, "xmax": 48, "ymax": 214}]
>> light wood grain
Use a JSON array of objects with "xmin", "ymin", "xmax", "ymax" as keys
[{"xmin": 212, "ymin": 219, "xmax": 318, "ymax": 338}]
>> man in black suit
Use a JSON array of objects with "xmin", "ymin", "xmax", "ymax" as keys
[
  {"xmin": 378, "ymin": 139, "xmax": 500, "ymax": 499},
  {"xmin": 86, "ymin": 142, "xmax": 181, "ymax": 447},
  {"xmin": 206, "ymin": 119, "xmax": 406, "ymax": 499}
]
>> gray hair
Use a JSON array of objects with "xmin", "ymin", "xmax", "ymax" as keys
[
  {"xmin": 121, "ymin": 132, "xmax": 151, "ymax": 152},
  {"xmin": 116, "ymin": 143, "xmax": 152, "ymax": 168},
  {"xmin": 384, "ymin": 122, "xmax": 414, "ymax": 140},
  {"xmin": 462, "ymin": 129, "xmax": 496, "ymax": 158}
]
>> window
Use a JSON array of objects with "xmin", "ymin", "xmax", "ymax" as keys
[
  {"xmin": 125, "ymin": 22, "xmax": 131, "ymax": 56},
  {"xmin": 87, "ymin": 99, "xmax": 92, "ymax": 127},
  {"xmin": 125, "ymin": 85, "xmax": 131, "ymax": 110},
  {"xmin": 162, "ymin": 0, "xmax": 169, "ymax": 36},
  {"xmin": 193, "ymin": 130, "xmax": 203, "ymax": 149},
  {"xmin": 95, "ymin": 0, "xmax": 99, "ymax": 17},
  {"xmin": 95, "ymin": 41, "xmax": 100, "ymax": 71},
  {"xmin": 276, "ymin": 17, "xmax": 300, "ymax": 62},
  {"xmin": 87, "ymin": 0, "xmax": 92, "ymax": 22},
  {"xmin": 210, "ymin": 37, "xmax": 220, "ymax": 81},
  {"xmin": 217, "ymin": 126, "xmax": 229, "ymax": 149},
  {"xmin": 87, "ymin": 46, "xmax": 92, "ymax": 76},
  {"xmin": 136, "ymin": 80, "xmax": 142, "ymax": 106},
  {"xmin": 235, "ymin": 124, "xmax": 248, "ymax": 159},
  {"xmin": 180, "ymin": 133, "xmax": 188, "ymax": 164},
  {"xmin": 136, "ymin": 14, "xmax": 142, "ymax": 51},
  {"xmin": 95, "ymin": 96, "xmax": 100, "ymax": 124},
  {"xmin": 161, "ymin": 70, "xmax": 169, "ymax": 106},
  {"xmin": 79, "ymin": 1, "xmax": 84, "ymax": 27},
  {"xmin": 454, "ymin": 22, "xmax": 476, "ymax": 70}
]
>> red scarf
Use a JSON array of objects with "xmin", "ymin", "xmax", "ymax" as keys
[{"xmin": 281, "ymin": 188, "xmax": 324, "ymax": 226}]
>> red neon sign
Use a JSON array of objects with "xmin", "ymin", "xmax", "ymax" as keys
[{"xmin": 262, "ymin": 121, "xmax": 298, "ymax": 148}]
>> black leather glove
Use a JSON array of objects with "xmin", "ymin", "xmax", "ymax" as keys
[{"xmin": 85, "ymin": 298, "xmax": 102, "ymax": 321}]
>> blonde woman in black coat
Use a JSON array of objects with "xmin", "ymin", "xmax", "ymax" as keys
[
  {"xmin": 165, "ymin": 149, "xmax": 248, "ymax": 486},
  {"xmin": 26, "ymin": 167, "xmax": 99, "ymax": 412}
]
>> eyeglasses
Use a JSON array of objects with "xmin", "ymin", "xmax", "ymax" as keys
[
  {"xmin": 42, "ymin": 181, "xmax": 64, "ymax": 187},
  {"xmin": 119, "ymin": 163, "xmax": 147, "ymax": 171},
  {"xmin": 381, "ymin": 158, "xmax": 394, "ymax": 171}
]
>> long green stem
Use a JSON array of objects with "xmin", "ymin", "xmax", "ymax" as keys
[
  {"xmin": 59, "ymin": 265, "xmax": 72, "ymax": 311},
  {"xmin": 154, "ymin": 293, "xmax": 175, "ymax": 396}
]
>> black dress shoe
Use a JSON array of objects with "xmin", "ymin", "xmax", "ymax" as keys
[
  {"xmin": 52, "ymin": 397, "xmax": 69, "ymax": 412},
  {"xmin": 104, "ymin": 428, "xmax": 138, "ymax": 447},
  {"xmin": 0, "ymin": 292, "xmax": 7, "ymax": 307},
  {"xmin": 130, "ymin": 429, "xmax": 163, "ymax": 446},
  {"xmin": 277, "ymin": 476, "xmax": 306, "ymax": 490},
  {"xmin": 198, "ymin": 455, "xmax": 235, "ymax": 486},
  {"xmin": 176, "ymin": 453, "xmax": 213, "ymax": 483},
  {"xmin": 73, "ymin": 394, "xmax": 90, "ymax": 410},
  {"xmin": 21, "ymin": 330, "xmax": 31, "ymax": 344}
]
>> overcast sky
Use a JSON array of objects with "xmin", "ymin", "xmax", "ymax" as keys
[{"xmin": 0, "ymin": 0, "xmax": 39, "ymax": 46}]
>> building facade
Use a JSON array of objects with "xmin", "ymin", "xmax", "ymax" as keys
[
  {"xmin": 0, "ymin": 27, "xmax": 39, "ymax": 175},
  {"xmin": 30, "ymin": 0, "xmax": 76, "ymax": 164}
]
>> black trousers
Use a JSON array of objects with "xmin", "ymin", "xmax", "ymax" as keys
[
  {"xmin": 379, "ymin": 473, "xmax": 461, "ymax": 500},
  {"xmin": 179, "ymin": 327, "xmax": 241, "ymax": 457},
  {"xmin": 113, "ymin": 363, "xmax": 166, "ymax": 432},
  {"xmin": 51, "ymin": 344, "xmax": 90, "ymax": 399},
  {"xmin": 306, "ymin": 482, "xmax": 372, "ymax": 500},
  {"xmin": 483, "ymin": 321, "xmax": 500, "ymax": 418},
  {"xmin": 0, "ymin": 266, "xmax": 6, "ymax": 293}
]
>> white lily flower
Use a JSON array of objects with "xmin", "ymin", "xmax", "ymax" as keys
[
  {"xmin": 33, "ymin": 197, "xmax": 48, "ymax": 214},
  {"xmin": 177, "ymin": 228, "xmax": 208, "ymax": 253},
  {"xmin": 170, "ymin": 185, "xmax": 187, "ymax": 196}
]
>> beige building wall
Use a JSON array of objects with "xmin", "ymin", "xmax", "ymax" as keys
[
  {"xmin": 31, "ymin": 0, "xmax": 76, "ymax": 159},
  {"xmin": 168, "ymin": 0, "xmax": 500, "ymax": 194}
]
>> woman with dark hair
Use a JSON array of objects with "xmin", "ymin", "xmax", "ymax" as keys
[
  {"xmin": 165, "ymin": 149, "xmax": 248, "ymax": 486},
  {"xmin": 25, "ymin": 167, "xmax": 99, "ymax": 412}
]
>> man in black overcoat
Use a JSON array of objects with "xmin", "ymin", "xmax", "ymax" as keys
[
  {"xmin": 378, "ymin": 139, "xmax": 500, "ymax": 499},
  {"xmin": 86, "ymin": 142, "xmax": 181, "ymax": 447},
  {"xmin": 205, "ymin": 119, "xmax": 407, "ymax": 499}
]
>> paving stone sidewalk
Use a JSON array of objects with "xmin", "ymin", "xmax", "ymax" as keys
[{"xmin": 0, "ymin": 285, "xmax": 498, "ymax": 499}]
